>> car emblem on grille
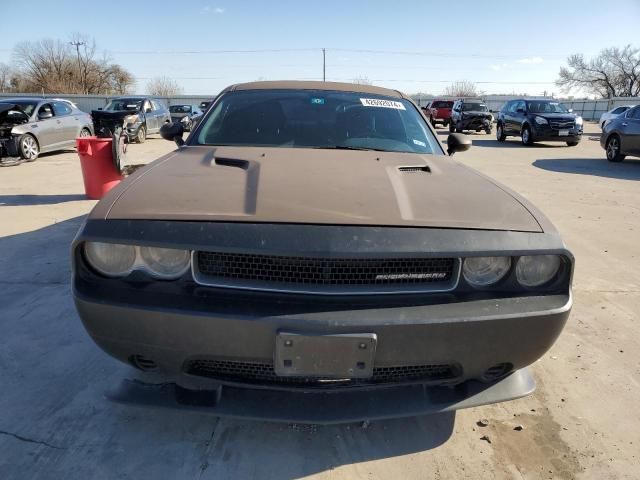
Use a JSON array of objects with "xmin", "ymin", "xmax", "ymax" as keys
[{"xmin": 375, "ymin": 272, "xmax": 448, "ymax": 280}]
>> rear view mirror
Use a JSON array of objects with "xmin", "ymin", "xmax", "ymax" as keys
[
  {"xmin": 446, "ymin": 133, "xmax": 472, "ymax": 156},
  {"xmin": 160, "ymin": 122, "xmax": 185, "ymax": 146}
]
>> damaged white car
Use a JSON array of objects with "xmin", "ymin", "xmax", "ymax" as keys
[{"xmin": 0, "ymin": 98, "xmax": 93, "ymax": 166}]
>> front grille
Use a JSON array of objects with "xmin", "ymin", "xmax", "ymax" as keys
[
  {"xmin": 194, "ymin": 252, "xmax": 458, "ymax": 294},
  {"xmin": 185, "ymin": 359, "xmax": 459, "ymax": 388},
  {"xmin": 550, "ymin": 120, "xmax": 575, "ymax": 129}
]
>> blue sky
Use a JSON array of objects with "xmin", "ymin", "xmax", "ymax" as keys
[{"xmin": 1, "ymin": 0, "xmax": 638, "ymax": 96}]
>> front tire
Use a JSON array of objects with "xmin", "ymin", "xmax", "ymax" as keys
[
  {"xmin": 449, "ymin": 121, "xmax": 455, "ymax": 133},
  {"xmin": 606, "ymin": 135, "xmax": 625, "ymax": 162},
  {"xmin": 79, "ymin": 127, "xmax": 91, "ymax": 138},
  {"xmin": 135, "ymin": 124, "xmax": 147, "ymax": 144},
  {"xmin": 521, "ymin": 125, "xmax": 533, "ymax": 146},
  {"xmin": 566, "ymin": 141, "xmax": 579, "ymax": 147},
  {"xmin": 455, "ymin": 121, "xmax": 462, "ymax": 133},
  {"xmin": 19, "ymin": 134, "xmax": 39, "ymax": 161},
  {"xmin": 496, "ymin": 123, "xmax": 506, "ymax": 141}
]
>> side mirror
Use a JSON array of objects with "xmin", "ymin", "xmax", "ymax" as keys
[
  {"xmin": 160, "ymin": 122, "xmax": 185, "ymax": 146},
  {"xmin": 446, "ymin": 133, "xmax": 471, "ymax": 156},
  {"xmin": 97, "ymin": 107, "xmax": 103, "ymax": 111},
  {"xmin": 568, "ymin": 108, "xmax": 573, "ymax": 113},
  {"xmin": 489, "ymin": 109, "xmax": 493, "ymax": 113},
  {"xmin": 38, "ymin": 111, "xmax": 53, "ymax": 120}
]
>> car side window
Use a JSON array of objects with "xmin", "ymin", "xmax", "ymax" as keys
[
  {"xmin": 628, "ymin": 107, "xmax": 640, "ymax": 119},
  {"xmin": 517, "ymin": 101, "xmax": 526, "ymax": 113},
  {"xmin": 611, "ymin": 107, "xmax": 625, "ymax": 114},
  {"xmin": 37, "ymin": 103, "xmax": 54, "ymax": 118},
  {"xmin": 52, "ymin": 101, "xmax": 72, "ymax": 116},
  {"xmin": 143, "ymin": 100, "xmax": 152, "ymax": 112},
  {"xmin": 151, "ymin": 100, "xmax": 163, "ymax": 111}
]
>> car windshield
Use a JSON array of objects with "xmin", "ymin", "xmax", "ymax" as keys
[
  {"xmin": 104, "ymin": 98, "xmax": 143, "ymax": 111},
  {"xmin": 196, "ymin": 90, "xmax": 439, "ymax": 154},
  {"xmin": 0, "ymin": 101, "xmax": 38, "ymax": 117},
  {"xmin": 462, "ymin": 103, "xmax": 488, "ymax": 112},
  {"xmin": 432, "ymin": 101, "xmax": 453, "ymax": 108},
  {"xmin": 170, "ymin": 105, "xmax": 192, "ymax": 113},
  {"xmin": 527, "ymin": 101, "xmax": 569, "ymax": 114}
]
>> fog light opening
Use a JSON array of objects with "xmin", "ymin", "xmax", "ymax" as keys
[
  {"xmin": 129, "ymin": 354, "xmax": 158, "ymax": 372},
  {"xmin": 482, "ymin": 363, "xmax": 513, "ymax": 382}
]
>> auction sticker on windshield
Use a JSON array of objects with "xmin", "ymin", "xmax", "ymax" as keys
[{"xmin": 360, "ymin": 98, "xmax": 406, "ymax": 110}]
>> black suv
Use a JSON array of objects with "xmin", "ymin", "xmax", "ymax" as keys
[
  {"xmin": 102, "ymin": 97, "xmax": 171, "ymax": 143},
  {"xmin": 449, "ymin": 99, "xmax": 493, "ymax": 134},
  {"xmin": 496, "ymin": 99, "xmax": 583, "ymax": 146}
]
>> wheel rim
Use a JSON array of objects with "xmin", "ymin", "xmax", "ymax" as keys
[
  {"xmin": 138, "ymin": 127, "xmax": 146, "ymax": 141},
  {"xmin": 496, "ymin": 126, "xmax": 502, "ymax": 139},
  {"xmin": 607, "ymin": 138, "xmax": 619, "ymax": 159},
  {"xmin": 23, "ymin": 136, "xmax": 38, "ymax": 158},
  {"xmin": 522, "ymin": 129, "xmax": 529, "ymax": 143},
  {"xmin": 80, "ymin": 128, "xmax": 90, "ymax": 137}
]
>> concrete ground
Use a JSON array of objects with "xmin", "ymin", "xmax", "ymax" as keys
[{"xmin": 0, "ymin": 125, "xmax": 638, "ymax": 480}]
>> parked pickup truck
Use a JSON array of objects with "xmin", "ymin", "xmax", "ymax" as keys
[{"xmin": 423, "ymin": 99, "xmax": 454, "ymax": 127}]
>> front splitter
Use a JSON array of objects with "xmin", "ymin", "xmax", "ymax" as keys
[{"xmin": 106, "ymin": 368, "xmax": 535, "ymax": 424}]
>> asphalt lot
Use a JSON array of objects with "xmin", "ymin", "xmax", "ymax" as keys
[{"xmin": 1, "ymin": 125, "xmax": 639, "ymax": 480}]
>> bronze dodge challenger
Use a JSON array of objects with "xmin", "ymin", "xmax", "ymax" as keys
[{"xmin": 72, "ymin": 81, "xmax": 573, "ymax": 423}]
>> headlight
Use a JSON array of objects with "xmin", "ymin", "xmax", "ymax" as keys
[
  {"xmin": 516, "ymin": 255, "xmax": 561, "ymax": 287},
  {"xmin": 124, "ymin": 114, "xmax": 139, "ymax": 125},
  {"xmin": 140, "ymin": 246, "xmax": 191, "ymax": 279},
  {"xmin": 463, "ymin": 256, "xmax": 511, "ymax": 287},
  {"xmin": 84, "ymin": 242, "xmax": 136, "ymax": 277},
  {"xmin": 534, "ymin": 116, "xmax": 548, "ymax": 125},
  {"xmin": 575, "ymin": 116, "xmax": 583, "ymax": 125},
  {"xmin": 84, "ymin": 242, "xmax": 190, "ymax": 280},
  {"xmin": 180, "ymin": 116, "xmax": 189, "ymax": 123}
]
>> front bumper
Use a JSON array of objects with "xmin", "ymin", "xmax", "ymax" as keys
[
  {"xmin": 125, "ymin": 123, "xmax": 143, "ymax": 140},
  {"xmin": 532, "ymin": 124, "xmax": 583, "ymax": 142},
  {"xmin": 459, "ymin": 117, "xmax": 492, "ymax": 130}
]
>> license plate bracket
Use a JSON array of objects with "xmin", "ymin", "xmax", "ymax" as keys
[
  {"xmin": 275, "ymin": 332, "xmax": 377, "ymax": 378},
  {"xmin": 558, "ymin": 129, "xmax": 569, "ymax": 136}
]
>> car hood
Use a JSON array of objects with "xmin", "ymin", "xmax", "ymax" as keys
[
  {"xmin": 0, "ymin": 103, "xmax": 29, "ymax": 125},
  {"xmin": 532, "ymin": 113, "xmax": 577, "ymax": 121},
  {"xmin": 463, "ymin": 110, "xmax": 491, "ymax": 117},
  {"xmin": 99, "ymin": 146, "xmax": 542, "ymax": 232}
]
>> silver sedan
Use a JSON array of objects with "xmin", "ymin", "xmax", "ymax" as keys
[{"xmin": 0, "ymin": 97, "xmax": 93, "ymax": 165}]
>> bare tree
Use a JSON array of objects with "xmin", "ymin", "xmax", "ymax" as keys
[
  {"xmin": 146, "ymin": 76, "xmax": 183, "ymax": 96},
  {"xmin": 10, "ymin": 35, "xmax": 135, "ymax": 94},
  {"xmin": 0, "ymin": 62, "xmax": 12, "ymax": 92},
  {"xmin": 444, "ymin": 80, "xmax": 478, "ymax": 97},
  {"xmin": 352, "ymin": 75, "xmax": 372, "ymax": 85},
  {"xmin": 557, "ymin": 45, "xmax": 640, "ymax": 98}
]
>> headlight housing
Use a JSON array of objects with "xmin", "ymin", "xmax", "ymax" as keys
[
  {"xmin": 83, "ymin": 242, "xmax": 190, "ymax": 280},
  {"xmin": 463, "ymin": 256, "xmax": 511, "ymax": 287},
  {"xmin": 124, "ymin": 114, "xmax": 139, "ymax": 125},
  {"xmin": 534, "ymin": 116, "xmax": 548, "ymax": 125},
  {"xmin": 516, "ymin": 255, "xmax": 561, "ymax": 287},
  {"xmin": 180, "ymin": 116, "xmax": 189, "ymax": 123},
  {"xmin": 84, "ymin": 242, "xmax": 136, "ymax": 277},
  {"xmin": 575, "ymin": 116, "xmax": 583, "ymax": 125}
]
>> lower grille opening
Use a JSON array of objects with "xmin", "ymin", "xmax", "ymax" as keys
[
  {"xmin": 184, "ymin": 359, "xmax": 460, "ymax": 388},
  {"xmin": 129, "ymin": 354, "xmax": 158, "ymax": 372}
]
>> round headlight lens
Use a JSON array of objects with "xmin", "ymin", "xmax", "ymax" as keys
[
  {"xmin": 463, "ymin": 256, "xmax": 511, "ymax": 287},
  {"xmin": 84, "ymin": 242, "xmax": 136, "ymax": 277},
  {"xmin": 534, "ymin": 116, "xmax": 548, "ymax": 125},
  {"xmin": 516, "ymin": 255, "xmax": 561, "ymax": 287},
  {"xmin": 140, "ymin": 246, "xmax": 190, "ymax": 279}
]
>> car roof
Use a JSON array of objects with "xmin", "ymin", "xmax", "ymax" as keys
[
  {"xmin": 0, "ymin": 97, "xmax": 44, "ymax": 103},
  {"xmin": 225, "ymin": 80, "xmax": 406, "ymax": 99}
]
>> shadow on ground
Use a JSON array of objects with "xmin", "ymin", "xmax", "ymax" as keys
[
  {"xmin": 0, "ymin": 194, "xmax": 87, "ymax": 206},
  {"xmin": 0, "ymin": 216, "xmax": 455, "ymax": 480},
  {"xmin": 533, "ymin": 157, "xmax": 640, "ymax": 180}
]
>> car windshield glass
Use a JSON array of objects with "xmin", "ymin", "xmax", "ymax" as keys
[
  {"xmin": 196, "ymin": 90, "xmax": 439, "ymax": 154},
  {"xmin": 104, "ymin": 99, "xmax": 143, "ymax": 111},
  {"xmin": 462, "ymin": 103, "xmax": 488, "ymax": 112},
  {"xmin": 169, "ymin": 105, "xmax": 192, "ymax": 113},
  {"xmin": 0, "ymin": 101, "xmax": 38, "ymax": 117},
  {"xmin": 527, "ymin": 101, "xmax": 569, "ymax": 114},
  {"xmin": 432, "ymin": 101, "xmax": 453, "ymax": 108}
]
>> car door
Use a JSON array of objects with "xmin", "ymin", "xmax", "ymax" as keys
[
  {"xmin": 33, "ymin": 103, "xmax": 64, "ymax": 151},
  {"xmin": 52, "ymin": 101, "xmax": 77, "ymax": 146},
  {"xmin": 142, "ymin": 100, "xmax": 156, "ymax": 132},
  {"xmin": 153, "ymin": 100, "xmax": 170, "ymax": 129},
  {"xmin": 503, "ymin": 101, "xmax": 518, "ymax": 133},
  {"xmin": 621, "ymin": 106, "xmax": 640, "ymax": 154}
]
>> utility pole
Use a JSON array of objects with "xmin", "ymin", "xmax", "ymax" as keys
[
  {"xmin": 70, "ymin": 40, "xmax": 86, "ymax": 94},
  {"xmin": 322, "ymin": 48, "xmax": 326, "ymax": 82}
]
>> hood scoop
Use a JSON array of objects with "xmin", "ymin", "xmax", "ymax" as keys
[{"xmin": 398, "ymin": 165, "xmax": 431, "ymax": 174}]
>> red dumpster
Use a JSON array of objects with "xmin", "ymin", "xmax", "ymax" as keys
[{"xmin": 76, "ymin": 136, "xmax": 123, "ymax": 200}]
